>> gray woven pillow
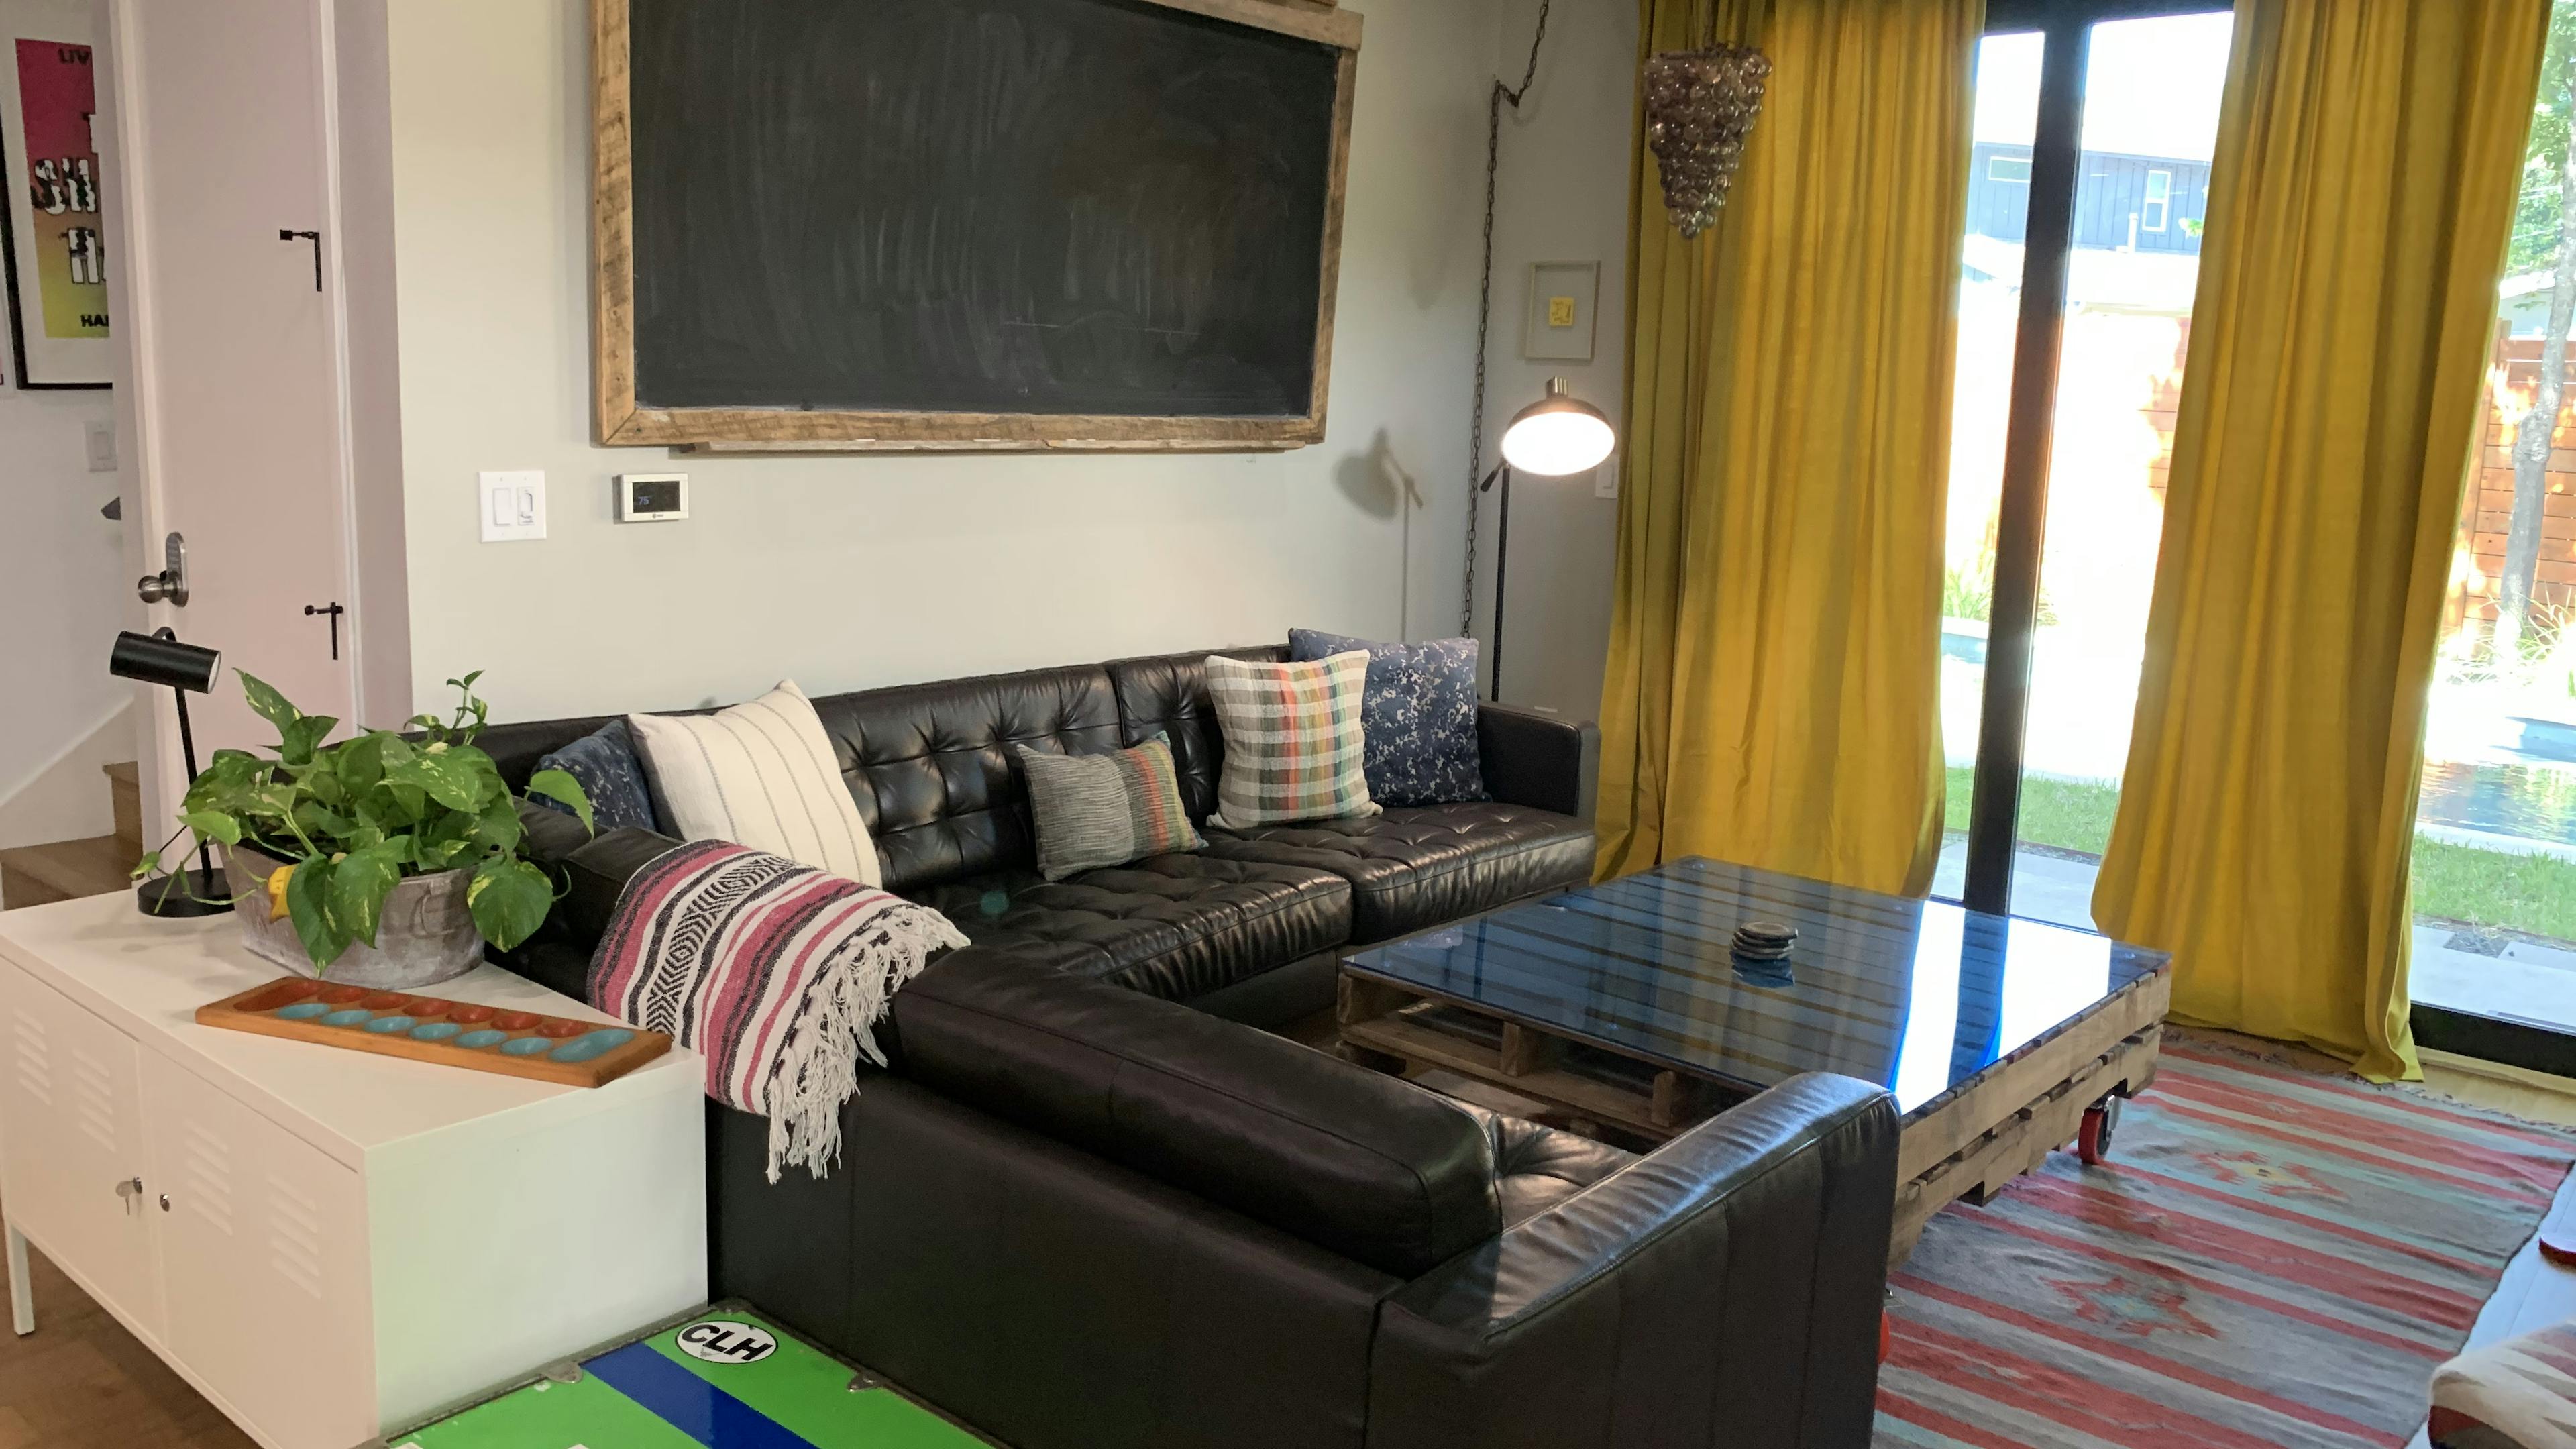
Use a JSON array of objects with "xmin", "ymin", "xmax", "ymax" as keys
[{"xmin": 1016, "ymin": 733, "xmax": 1205, "ymax": 881}]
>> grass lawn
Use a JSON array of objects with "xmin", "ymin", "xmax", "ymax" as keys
[{"xmin": 1939, "ymin": 765, "xmax": 2576, "ymax": 943}]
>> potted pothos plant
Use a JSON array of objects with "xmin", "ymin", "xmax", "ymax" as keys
[{"xmin": 136, "ymin": 671, "xmax": 594, "ymax": 985}]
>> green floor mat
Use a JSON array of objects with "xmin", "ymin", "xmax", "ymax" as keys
[{"xmin": 395, "ymin": 1307, "xmax": 986, "ymax": 1449}]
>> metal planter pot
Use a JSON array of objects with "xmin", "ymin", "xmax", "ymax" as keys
[{"xmin": 223, "ymin": 845, "xmax": 482, "ymax": 988}]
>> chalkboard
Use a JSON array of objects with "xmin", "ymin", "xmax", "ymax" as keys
[{"xmin": 592, "ymin": 0, "xmax": 1362, "ymax": 451}]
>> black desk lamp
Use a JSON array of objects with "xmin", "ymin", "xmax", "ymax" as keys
[
  {"xmin": 109, "ymin": 629, "xmax": 233, "ymax": 918},
  {"xmin": 1479, "ymin": 378, "xmax": 1617, "ymax": 700}
]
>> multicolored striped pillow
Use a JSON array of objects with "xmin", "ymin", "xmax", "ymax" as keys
[
  {"xmin": 1203, "ymin": 651, "xmax": 1379, "ymax": 830},
  {"xmin": 1014, "ymin": 733, "xmax": 1204, "ymax": 881}
]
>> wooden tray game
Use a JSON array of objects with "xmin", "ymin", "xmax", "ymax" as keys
[{"xmin": 195, "ymin": 977, "xmax": 671, "ymax": 1088}]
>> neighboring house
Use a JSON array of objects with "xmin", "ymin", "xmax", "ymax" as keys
[{"xmin": 1968, "ymin": 141, "xmax": 2211, "ymax": 256}]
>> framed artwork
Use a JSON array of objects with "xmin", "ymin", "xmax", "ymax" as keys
[
  {"xmin": 0, "ymin": 0, "xmax": 107, "ymax": 388},
  {"xmin": 1522, "ymin": 260, "xmax": 1599, "ymax": 364}
]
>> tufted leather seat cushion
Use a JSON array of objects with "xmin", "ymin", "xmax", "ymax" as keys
[
  {"xmin": 1200, "ymin": 802, "xmax": 1595, "ymax": 943},
  {"xmin": 910, "ymin": 853, "xmax": 1352, "ymax": 1002},
  {"xmin": 1446, "ymin": 1099, "xmax": 1635, "ymax": 1226}
]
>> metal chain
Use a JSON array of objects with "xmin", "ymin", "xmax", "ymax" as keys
[{"xmin": 1463, "ymin": 0, "xmax": 1554, "ymax": 639}]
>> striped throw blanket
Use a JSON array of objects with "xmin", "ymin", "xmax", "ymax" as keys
[{"xmin": 588, "ymin": 841, "xmax": 967, "ymax": 1181}]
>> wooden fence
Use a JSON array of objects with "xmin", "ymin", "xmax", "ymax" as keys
[{"xmin": 2463, "ymin": 337, "xmax": 2576, "ymax": 630}]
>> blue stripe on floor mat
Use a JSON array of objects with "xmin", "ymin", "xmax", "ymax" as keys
[{"xmin": 584, "ymin": 1340, "xmax": 815, "ymax": 1449}]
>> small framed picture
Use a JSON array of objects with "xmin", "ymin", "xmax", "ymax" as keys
[
  {"xmin": 0, "ymin": 0, "xmax": 109, "ymax": 389},
  {"xmin": 1523, "ymin": 260, "xmax": 1599, "ymax": 364}
]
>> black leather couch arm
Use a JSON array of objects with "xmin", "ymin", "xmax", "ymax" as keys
[
  {"xmin": 1365, "ymin": 1073, "xmax": 1898, "ymax": 1449},
  {"xmin": 495, "ymin": 800, "xmax": 686, "ymax": 997},
  {"xmin": 1477, "ymin": 704, "xmax": 1599, "ymax": 822}
]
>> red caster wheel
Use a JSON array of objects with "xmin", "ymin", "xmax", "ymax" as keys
[{"xmin": 2077, "ymin": 1096, "xmax": 2122, "ymax": 1165}]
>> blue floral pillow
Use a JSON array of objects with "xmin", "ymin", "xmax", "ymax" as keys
[
  {"xmin": 531, "ymin": 718, "xmax": 659, "ymax": 833},
  {"xmin": 1287, "ymin": 630, "xmax": 1487, "ymax": 806}
]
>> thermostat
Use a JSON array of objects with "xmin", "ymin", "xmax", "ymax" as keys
[{"xmin": 616, "ymin": 472, "xmax": 688, "ymax": 522}]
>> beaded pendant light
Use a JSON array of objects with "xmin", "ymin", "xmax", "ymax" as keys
[{"xmin": 1643, "ymin": 43, "xmax": 1770, "ymax": 238}]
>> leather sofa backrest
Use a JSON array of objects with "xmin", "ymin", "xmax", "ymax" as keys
[
  {"xmin": 809, "ymin": 664, "xmax": 1122, "ymax": 894},
  {"xmin": 893, "ymin": 957, "xmax": 1504, "ymax": 1279},
  {"xmin": 1103, "ymin": 645, "xmax": 1284, "ymax": 822}
]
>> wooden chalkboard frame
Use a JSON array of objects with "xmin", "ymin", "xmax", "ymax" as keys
[{"xmin": 590, "ymin": 0, "xmax": 1363, "ymax": 453}]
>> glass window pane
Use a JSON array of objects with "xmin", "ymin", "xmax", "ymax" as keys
[
  {"xmin": 2411, "ymin": 0, "xmax": 2576, "ymax": 1032},
  {"xmin": 1933, "ymin": 31, "xmax": 2045, "ymax": 906},
  {"xmin": 2008, "ymin": 12, "xmax": 2233, "ymax": 930}
]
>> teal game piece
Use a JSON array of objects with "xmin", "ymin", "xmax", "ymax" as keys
[
  {"xmin": 499, "ymin": 1036, "xmax": 553, "ymax": 1056},
  {"xmin": 320, "ymin": 1008, "xmax": 372, "ymax": 1027},
  {"xmin": 547, "ymin": 1028, "xmax": 635, "ymax": 1064},
  {"xmin": 409, "ymin": 1022, "xmax": 463, "ymax": 1042},
  {"xmin": 455, "ymin": 1029, "xmax": 508, "ymax": 1049},
  {"xmin": 364, "ymin": 1015, "xmax": 418, "ymax": 1034},
  {"xmin": 276, "ymin": 1002, "xmax": 329, "ymax": 1020}
]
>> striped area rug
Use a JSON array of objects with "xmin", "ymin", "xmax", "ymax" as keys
[{"xmin": 1875, "ymin": 1035, "xmax": 2576, "ymax": 1448}]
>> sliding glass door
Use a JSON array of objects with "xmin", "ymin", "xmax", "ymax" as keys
[{"xmin": 1935, "ymin": 2, "xmax": 2233, "ymax": 928}]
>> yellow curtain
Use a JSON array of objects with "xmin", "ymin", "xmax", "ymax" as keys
[
  {"xmin": 2092, "ymin": 0, "xmax": 2549, "ymax": 1083},
  {"xmin": 1595, "ymin": 0, "xmax": 1980, "ymax": 895}
]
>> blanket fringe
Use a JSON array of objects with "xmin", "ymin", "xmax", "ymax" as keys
[{"xmin": 763, "ymin": 909, "xmax": 968, "ymax": 1182}]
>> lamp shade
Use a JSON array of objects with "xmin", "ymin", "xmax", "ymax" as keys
[
  {"xmin": 1499, "ymin": 378, "xmax": 1616, "ymax": 476},
  {"xmin": 109, "ymin": 630, "xmax": 221, "ymax": 694}
]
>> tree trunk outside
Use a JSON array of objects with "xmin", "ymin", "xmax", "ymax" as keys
[{"xmin": 2502, "ymin": 142, "xmax": 2576, "ymax": 659}]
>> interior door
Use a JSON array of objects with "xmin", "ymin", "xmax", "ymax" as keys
[
  {"xmin": 103, "ymin": 0, "xmax": 354, "ymax": 770},
  {"xmin": 0, "ymin": 963, "xmax": 160, "ymax": 1339},
  {"xmin": 142, "ymin": 1049, "xmax": 370, "ymax": 1448}
]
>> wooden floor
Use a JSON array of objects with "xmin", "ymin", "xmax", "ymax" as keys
[{"xmin": 0, "ymin": 1226, "xmax": 252, "ymax": 1448}]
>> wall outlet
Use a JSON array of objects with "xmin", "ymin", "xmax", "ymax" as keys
[
  {"xmin": 1593, "ymin": 456, "xmax": 1619, "ymax": 499},
  {"xmin": 478, "ymin": 470, "xmax": 547, "ymax": 542},
  {"xmin": 84, "ymin": 418, "xmax": 115, "ymax": 473}
]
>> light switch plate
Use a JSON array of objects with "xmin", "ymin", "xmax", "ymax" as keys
[
  {"xmin": 1593, "ymin": 456, "xmax": 1619, "ymax": 499},
  {"xmin": 479, "ymin": 470, "xmax": 547, "ymax": 542},
  {"xmin": 83, "ymin": 419, "xmax": 115, "ymax": 473}
]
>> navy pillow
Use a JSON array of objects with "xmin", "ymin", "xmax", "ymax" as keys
[
  {"xmin": 530, "ymin": 718, "xmax": 659, "ymax": 833},
  {"xmin": 1287, "ymin": 629, "xmax": 1487, "ymax": 806}
]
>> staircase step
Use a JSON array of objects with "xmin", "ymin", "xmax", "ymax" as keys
[
  {"xmin": 0, "ymin": 835, "xmax": 136, "ymax": 911},
  {"xmin": 105, "ymin": 761, "xmax": 140, "ymax": 853}
]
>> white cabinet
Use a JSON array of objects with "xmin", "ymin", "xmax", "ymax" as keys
[{"xmin": 0, "ymin": 895, "xmax": 708, "ymax": 1449}]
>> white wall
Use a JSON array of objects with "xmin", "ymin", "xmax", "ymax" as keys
[
  {"xmin": 1470, "ymin": 0, "xmax": 1638, "ymax": 724},
  {"xmin": 0, "ymin": 386, "xmax": 129, "ymax": 847},
  {"xmin": 382, "ymin": 0, "xmax": 1491, "ymax": 723}
]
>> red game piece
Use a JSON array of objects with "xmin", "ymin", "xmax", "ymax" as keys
[
  {"xmin": 408, "ymin": 1000, "xmax": 455, "ymax": 1018},
  {"xmin": 446, "ymin": 1005, "xmax": 495, "ymax": 1024},
  {"xmin": 492, "ymin": 1011, "xmax": 541, "ymax": 1031},
  {"xmin": 319, "ymin": 985, "xmax": 368, "ymax": 1004},
  {"xmin": 362, "ymin": 992, "xmax": 412, "ymax": 1010},
  {"xmin": 537, "ymin": 1019, "xmax": 586, "ymax": 1038},
  {"xmin": 237, "ymin": 983, "xmax": 313, "ymax": 1014}
]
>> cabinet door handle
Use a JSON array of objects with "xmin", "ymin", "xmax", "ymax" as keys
[
  {"xmin": 113, "ymin": 1177, "xmax": 141, "ymax": 1216},
  {"xmin": 158, "ymin": 1194, "xmax": 170, "ymax": 1212}
]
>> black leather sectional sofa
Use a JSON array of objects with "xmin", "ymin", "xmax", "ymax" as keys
[{"xmin": 479, "ymin": 646, "xmax": 1900, "ymax": 1449}]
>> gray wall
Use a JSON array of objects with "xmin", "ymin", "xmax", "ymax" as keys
[
  {"xmin": 1471, "ymin": 0, "xmax": 1637, "ymax": 723},
  {"xmin": 384, "ymin": 0, "xmax": 1494, "ymax": 722}
]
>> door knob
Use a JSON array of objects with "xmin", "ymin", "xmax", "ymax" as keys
[
  {"xmin": 158, "ymin": 1194, "xmax": 170, "ymax": 1212},
  {"xmin": 136, "ymin": 532, "xmax": 189, "ymax": 607},
  {"xmin": 113, "ymin": 1177, "xmax": 142, "ymax": 1216}
]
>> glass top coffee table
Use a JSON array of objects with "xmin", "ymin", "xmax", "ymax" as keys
[{"xmin": 1337, "ymin": 856, "xmax": 2173, "ymax": 1265}]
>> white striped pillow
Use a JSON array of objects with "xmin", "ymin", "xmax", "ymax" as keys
[{"xmin": 627, "ymin": 680, "xmax": 881, "ymax": 887}]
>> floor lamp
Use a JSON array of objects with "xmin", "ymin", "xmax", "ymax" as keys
[{"xmin": 1480, "ymin": 378, "xmax": 1616, "ymax": 701}]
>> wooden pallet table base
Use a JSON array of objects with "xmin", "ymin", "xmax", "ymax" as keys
[{"xmin": 1336, "ymin": 965, "xmax": 2172, "ymax": 1270}]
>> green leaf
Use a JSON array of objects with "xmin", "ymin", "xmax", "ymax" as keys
[
  {"xmin": 241, "ymin": 781, "xmax": 301, "ymax": 822},
  {"xmin": 472, "ymin": 797, "xmax": 525, "ymax": 856},
  {"xmin": 335, "ymin": 733, "xmax": 393, "ymax": 795},
  {"xmin": 284, "ymin": 853, "xmax": 352, "ymax": 971},
  {"xmin": 326, "ymin": 842, "xmax": 403, "ymax": 949},
  {"xmin": 386, "ymin": 748, "xmax": 488, "ymax": 813},
  {"xmin": 466, "ymin": 857, "xmax": 551, "ymax": 952},
  {"xmin": 292, "ymin": 800, "xmax": 356, "ymax": 845},
  {"xmin": 177, "ymin": 810, "xmax": 241, "ymax": 847},
  {"xmin": 278, "ymin": 714, "xmax": 337, "ymax": 766},
  {"xmin": 238, "ymin": 672, "xmax": 300, "ymax": 735},
  {"xmin": 523, "ymin": 769, "xmax": 595, "ymax": 835},
  {"xmin": 130, "ymin": 849, "xmax": 162, "ymax": 881}
]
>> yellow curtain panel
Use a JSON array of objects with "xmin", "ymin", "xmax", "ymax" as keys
[
  {"xmin": 2092, "ymin": 0, "xmax": 2549, "ymax": 1083},
  {"xmin": 1596, "ymin": 0, "xmax": 1980, "ymax": 894}
]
